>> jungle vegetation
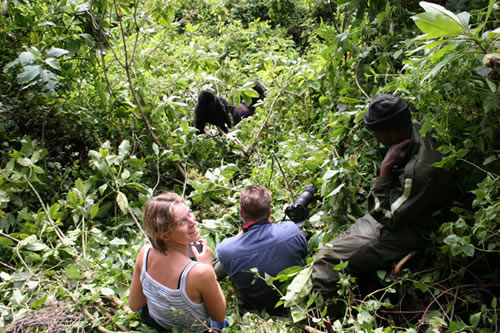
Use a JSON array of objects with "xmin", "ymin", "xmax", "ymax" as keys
[{"xmin": 0, "ymin": 0, "xmax": 499, "ymax": 331}]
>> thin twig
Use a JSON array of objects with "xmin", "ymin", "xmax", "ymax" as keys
[
  {"xmin": 126, "ymin": 206, "xmax": 147, "ymax": 238},
  {"xmin": 300, "ymin": 324, "xmax": 326, "ymax": 333},
  {"xmin": 0, "ymin": 259, "xmax": 17, "ymax": 271},
  {"xmin": 460, "ymin": 158, "xmax": 497, "ymax": 177},
  {"xmin": 247, "ymin": 86, "xmax": 284, "ymax": 156},
  {"xmin": 25, "ymin": 178, "xmax": 67, "ymax": 244},
  {"xmin": 272, "ymin": 153, "xmax": 295, "ymax": 201},
  {"xmin": 355, "ymin": 61, "xmax": 369, "ymax": 99},
  {"xmin": 81, "ymin": 215, "xmax": 87, "ymax": 259},
  {"xmin": 0, "ymin": 230, "xmax": 19, "ymax": 243}
]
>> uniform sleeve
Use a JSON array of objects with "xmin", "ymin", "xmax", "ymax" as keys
[{"xmin": 368, "ymin": 173, "xmax": 434, "ymax": 229}]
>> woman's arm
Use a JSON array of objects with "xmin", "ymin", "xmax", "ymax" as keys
[
  {"xmin": 196, "ymin": 263, "xmax": 226, "ymax": 322},
  {"xmin": 192, "ymin": 240, "xmax": 226, "ymax": 322},
  {"xmin": 129, "ymin": 246, "xmax": 147, "ymax": 312}
]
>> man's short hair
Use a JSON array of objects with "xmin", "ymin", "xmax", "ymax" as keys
[
  {"xmin": 363, "ymin": 94, "xmax": 412, "ymax": 131},
  {"xmin": 240, "ymin": 185, "xmax": 271, "ymax": 222}
]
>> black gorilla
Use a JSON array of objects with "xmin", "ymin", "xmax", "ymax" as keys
[
  {"xmin": 194, "ymin": 81, "xmax": 265, "ymax": 134},
  {"xmin": 231, "ymin": 81, "xmax": 265, "ymax": 125},
  {"xmin": 193, "ymin": 91, "xmax": 234, "ymax": 134}
]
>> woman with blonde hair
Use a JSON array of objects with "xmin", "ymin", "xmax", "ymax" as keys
[{"xmin": 129, "ymin": 192, "xmax": 226, "ymax": 332}]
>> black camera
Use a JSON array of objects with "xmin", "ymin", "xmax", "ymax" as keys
[
  {"xmin": 187, "ymin": 241, "xmax": 203, "ymax": 258},
  {"xmin": 285, "ymin": 184, "xmax": 318, "ymax": 223}
]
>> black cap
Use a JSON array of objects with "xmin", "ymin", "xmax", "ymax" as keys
[{"xmin": 363, "ymin": 94, "xmax": 411, "ymax": 131}]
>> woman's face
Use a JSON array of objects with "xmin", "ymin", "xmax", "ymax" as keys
[{"xmin": 166, "ymin": 203, "xmax": 200, "ymax": 244}]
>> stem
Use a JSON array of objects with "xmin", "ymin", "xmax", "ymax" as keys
[
  {"xmin": 272, "ymin": 153, "xmax": 295, "ymax": 201},
  {"xmin": 355, "ymin": 60, "xmax": 369, "ymax": 99},
  {"xmin": 25, "ymin": 177, "xmax": 67, "ymax": 245},
  {"xmin": 126, "ymin": 206, "xmax": 147, "ymax": 238},
  {"xmin": 81, "ymin": 215, "xmax": 87, "ymax": 259},
  {"xmin": 460, "ymin": 158, "xmax": 497, "ymax": 177},
  {"xmin": 0, "ymin": 231, "xmax": 19, "ymax": 243}
]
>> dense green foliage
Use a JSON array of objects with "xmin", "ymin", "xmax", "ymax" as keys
[{"xmin": 0, "ymin": 0, "xmax": 498, "ymax": 331}]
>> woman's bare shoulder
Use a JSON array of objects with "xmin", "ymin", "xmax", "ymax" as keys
[{"xmin": 189, "ymin": 262, "xmax": 216, "ymax": 281}]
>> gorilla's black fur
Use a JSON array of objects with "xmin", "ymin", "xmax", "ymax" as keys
[
  {"xmin": 193, "ymin": 91, "xmax": 234, "ymax": 133},
  {"xmin": 231, "ymin": 81, "xmax": 265, "ymax": 125},
  {"xmin": 193, "ymin": 81, "xmax": 265, "ymax": 134}
]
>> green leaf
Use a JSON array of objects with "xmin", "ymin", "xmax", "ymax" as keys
[
  {"xmin": 18, "ymin": 211, "xmax": 34, "ymax": 221},
  {"xmin": 100, "ymin": 287, "xmax": 115, "ymax": 296},
  {"xmin": 90, "ymin": 204, "xmax": 99, "ymax": 219},
  {"xmin": 30, "ymin": 296, "xmax": 48, "ymax": 309},
  {"xmin": 66, "ymin": 264, "xmax": 84, "ymax": 280},
  {"xmin": 0, "ymin": 271, "xmax": 11, "ymax": 281},
  {"xmin": 98, "ymin": 184, "xmax": 108, "ymax": 195},
  {"xmin": 116, "ymin": 191, "xmax": 129, "ymax": 214},
  {"xmin": 45, "ymin": 58, "xmax": 60, "ymax": 70},
  {"xmin": 110, "ymin": 237, "xmax": 127, "ymax": 246},
  {"xmin": 118, "ymin": 140, "xmax": 131, "ymax": 159},
  {"xmin": 281, "ymin": 265, "xmax": 313, "ymax": 307},
  {"xmin": 46, "ymin": 47, "xmax": 69, "ymax": 58},
  {"xmin": 127, "ymin": 158, "xmax": 146, "ymax": 168},
  {"xmin": 463, "ymin": 244, "xmax": 475, "ymax": 257},
  {"xmin": 18, "ymin": 51, "xmax": 37, "ymax": 66},
  {"xmin": 49, "ymin": 203, "xmax": 60, "ymax": 218},
  {"xmin": 16, "ymin": 157, "xmax": 33, "ymax": 167},
  {"xmin": 121, "ymin": 169, "xmax": 130, "ymax": 180},
  {"xmin": 0, "ymin": 236, "xmax": 15, "ymax": 247},
  {"xmin": 290, "ymin": 305, "xmax": 307, "ymax": 323},
  {"xmin": 25, "ymin": 240, "xmax": 48, "ymax": 252},
  {"xmin": 17, "ymin": 65, "xmax": 42, "ymax": 84},
  {"xmin": 11, "ymin": 290, "xmax": 25, "ymax": 305},
  {"xmin": 412, "ymin": 2, "xmax": 466, "ymax": 38},
  {"xmin": 485, "ymin": 79, "xmax": 496, "ymax": 93},
  {"xmin": 470, "ymin": 312, "xmax": 481, "ymax": 327},
  {"xmin": 422, "ymin": 53, "xmax": 463, "ymax": 82}
]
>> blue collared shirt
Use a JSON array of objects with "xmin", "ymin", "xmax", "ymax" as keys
[{"xmin": 215, "ymin": 220, "xmax": 307, "ymax": 312}]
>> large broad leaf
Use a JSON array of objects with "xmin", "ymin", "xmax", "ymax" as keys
[
  {"xmin": 281, "ymin": 265, "xmax": 313, "ymax": 308},
  {"xmin": 412, "ymin": 2, "xmax": 466, "ymax": 38},
  {"xmin": 17, "ymin": 65, "xmax": 42, "ymax": 84},
  {"xmin": 40, "ymin": 70, "xmax": 58, "ymax": 93},
  {"xmin": 46, "ymin": 47, "xmax": 69, "ymax": 58},
  {"xmin": 18, "ymin": 51, "xmax": 37, "ymax": 66},
  {"xmin": 118, "ymin": 140, "xmax": 131, "ymax": 159},
  {"xmin": 116, "ymin": 191, "xmax": 129, "ymax": 214},
  {"xmin": 45, "ymin": 58, "xmax": 60, "ymax": 70}
]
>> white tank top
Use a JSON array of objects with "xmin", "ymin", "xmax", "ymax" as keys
[{"xmin": 140, "ymin": 246, "xmax": 209, "ymax": 332}]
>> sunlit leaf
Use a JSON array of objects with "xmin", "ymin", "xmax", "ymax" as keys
[
  {"xmin": 116, "ymin": 191, "xmax": 129, "ymax": 214},
  {"xmin": 17, "ymin": 65, "xmax": 42, "ymax": 84},
  {"xmin": 18, "ymin": 51, "xmax": 37, "ymax": 66},
  {"xmin": 412, "ymin": 2, "xmax": 467, "ymax": 38},
  {"xmin": 46, "ymin": 47, "xmax": 69, "ymax": 58}
]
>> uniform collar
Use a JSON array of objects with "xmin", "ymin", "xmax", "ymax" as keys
[{"xmin": 242, "ymin": 219, "xmax": 270, "ymax": 232}]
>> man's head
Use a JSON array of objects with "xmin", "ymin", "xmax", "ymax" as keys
[
  {"xmin": 363, "ymin": 94, "xmax": 412, "ymax": 146},
  {"xmin": 240, "ymin": 185, "xmax": 271, "ymax": 222}
]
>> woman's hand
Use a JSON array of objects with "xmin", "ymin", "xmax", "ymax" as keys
[{"xmin": 192, "ymin": 239, "xmax": 213, "ymax": 265}]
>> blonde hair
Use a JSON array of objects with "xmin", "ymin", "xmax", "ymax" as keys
[
  {"xmin": 143, "ymin": 192, "xmax": 184, "ymax": 252},
  {"xmin": 240, "ymin": 185, "xmax": 271, "ymax": 222}
]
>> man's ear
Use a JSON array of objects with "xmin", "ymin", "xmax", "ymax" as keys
[{"xmin": 239, "ymin": 207, "xmax": 243, "ymax": 218}]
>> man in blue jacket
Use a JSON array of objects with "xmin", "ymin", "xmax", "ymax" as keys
[{"xmin": 215, "ymin": 185, "xmax": 308, "ymax": 314}]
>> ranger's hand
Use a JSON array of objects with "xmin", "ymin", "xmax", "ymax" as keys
[{"xmin": 380, "ymin": 139, "xmax": 410, "ymax": 177}]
